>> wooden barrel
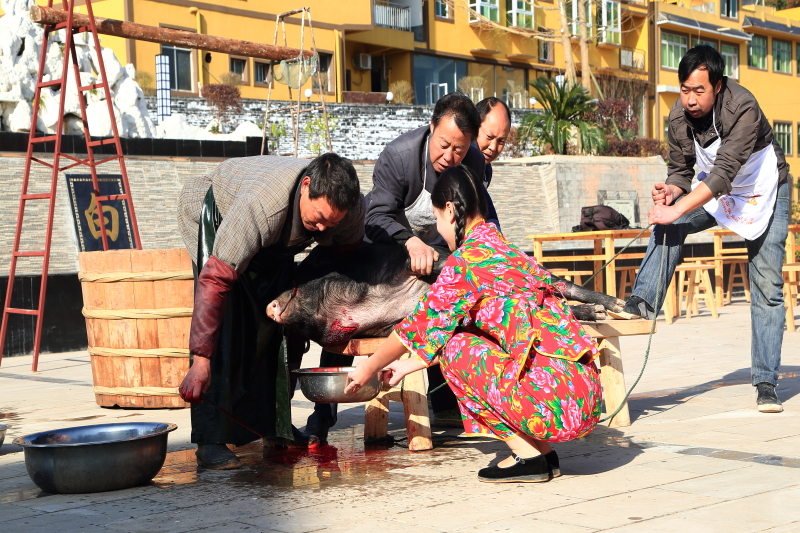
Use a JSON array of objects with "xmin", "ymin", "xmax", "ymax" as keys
[{"xmin": 78, "ymin": 249, "xmax": 194, "ymax": 408}]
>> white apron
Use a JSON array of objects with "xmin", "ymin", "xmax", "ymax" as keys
[
  {"xmin": 401, "ymin": 135, "xmax": 439, "ymax": 244},
  {"xmin": 691, "ymin": 108, "xmax": 779, "ymax": 240}
]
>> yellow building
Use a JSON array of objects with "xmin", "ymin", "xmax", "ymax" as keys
[
  {"xmin": 649, "ymin": 0, "xmax": 800, "ymax": 172},
  {"xmin": 2, "ymin": 0, "xmax": 650, "ymax": 118}
]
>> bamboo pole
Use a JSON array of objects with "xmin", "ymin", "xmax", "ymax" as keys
[{"xmin": 30, "ymin": 5, "xmax": 315, "ymax": 61}]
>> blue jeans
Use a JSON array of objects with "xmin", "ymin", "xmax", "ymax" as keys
[{"xmin": 631, "ymin": 181, "xmax": 789, "ymax": 386}]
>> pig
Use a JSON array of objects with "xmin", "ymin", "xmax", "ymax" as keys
[{"xmin": 267, "ymin": 242, "xmax": 626, "ymax": 348}]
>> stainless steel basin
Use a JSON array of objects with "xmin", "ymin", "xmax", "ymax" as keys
[
  {"xmin": 294, "ymin": 366, "xmax": 381, "ymax": 403},
  {"xmin": 13, "ymin": 422, "xmax": 177, "ymax": 494}
]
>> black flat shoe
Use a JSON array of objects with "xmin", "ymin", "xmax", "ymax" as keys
[
  {"xmin": 196, "ymin": 443, "xmax": 241, "ymax": 470},
  {"xmin": 478, "ymin": 454, "xmax": 550, "ymax": 483},
  {"xmin": 544, "ymin": 450, "xmax": 561, "ymax": 478}
]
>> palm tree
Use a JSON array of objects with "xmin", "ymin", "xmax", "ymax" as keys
[{"xmin": 520, "ymin": 77, "xmax": 607, "ymax": 155}]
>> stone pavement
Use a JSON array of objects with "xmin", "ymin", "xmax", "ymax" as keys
[{"xmin": 1, "ymin": 299, "xmax": 799, "ymax": 533}]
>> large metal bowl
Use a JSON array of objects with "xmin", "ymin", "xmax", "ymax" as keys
[
  {"xmin": 294, "ymin": 366, "xmax": 381, "ymax": 403},
  {"xmin": 0, "ymin": 424, "xmax": 7, "ymax": 448},
  {"xmin": 12, "ymin": 422, "xmax": 177, "ymax": 494}
]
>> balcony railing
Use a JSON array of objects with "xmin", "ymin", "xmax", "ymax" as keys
[
  {"xmin": 620, "ymin": 47, "xmax": 646, "ymax": 71},
  {"xmin": 375, "ymin": 1, "xmax": 410, "ymax": 31}
]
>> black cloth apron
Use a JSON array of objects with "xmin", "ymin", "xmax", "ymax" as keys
[{"xmin": 190, "ymin": 185, "xmax": 306, "ymax": 445}]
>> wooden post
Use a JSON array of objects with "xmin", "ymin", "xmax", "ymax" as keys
[
  {"xmin": 714, "ymin": 232, "xmax": 724, "ymax": 307},
  {"xmin": 30, "ymin": 6, "xmax": 314, "ymax": 61}
]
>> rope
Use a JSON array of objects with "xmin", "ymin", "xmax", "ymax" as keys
[
  {"xmin": 82, "ymin": 307, "xmax": 193, "ymax": 319},
  {"xmin": 88, "ymin": 347, "xmax": 190, "ymax": 358},
  {"xmin": 598, "ymin": 225, "xmax": 667, "ymax": 424},
  {"xmin": 580, "ymin": 225, "xmax": 652, "ymax": 288},
  {"xmin": 93, "ymin": 386, "xmax": 180, "ymax": 396},
  {"xmin": 78, "ymin": 271, "xmax": 193, "ymax": 283}
]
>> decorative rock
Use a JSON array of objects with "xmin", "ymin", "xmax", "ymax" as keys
[
  {"xmin": 231, "ymin": 120, "xmax": 262, "ymax": 139},
  {"xmin": 86, "ymin": 100, "xmax": 122, "ymax": 138},
  {"xmin": 155, "ymin": 113, "xmax": 202, "ymax": 140},
  {"xmin": 36, "ymin": 89, "xmax": 60, "ymax": 133},
  {"xmin": 64, "ymin": 114, "xmax": 84, "ymax": 136},
  {"xmin": 114, "ymin": 77, "xmax": 142, "ymax": 112},
  {"xmin": 8, "ymin": 99, "xmax": 32, "ymax": 132}
]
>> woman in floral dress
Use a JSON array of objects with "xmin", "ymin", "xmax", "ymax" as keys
[{"xmin": 346, "ymin": 166, "xmax": 602, "ymax": 483}]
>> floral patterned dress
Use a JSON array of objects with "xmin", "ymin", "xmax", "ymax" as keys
[{"xmin": 395, "ymin": 220, "xmax": 602, "ymax": 442}]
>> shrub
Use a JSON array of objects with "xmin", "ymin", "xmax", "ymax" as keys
[
  {"xmin": 601, "ymin": 136, "xmax": 669, "ymax": 159},
  {"xmin": 134, "ymin": 70, "xmax": 155, "ymax": 96},
  {"xmin": 200, "ymin": 83, "xmax": 243, "ymax": 134},
  {"xmin": 388, "ymin": 80, "xmax": 414, "ymax": 104}
]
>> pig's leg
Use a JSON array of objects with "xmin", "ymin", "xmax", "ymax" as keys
[
  {"xmin": 570, "ymin": 304, "xmax": 607, "ymax": 321},
  {"xmin": 550, "ymin": 274, "xmax": 626, "ymax": 313}
]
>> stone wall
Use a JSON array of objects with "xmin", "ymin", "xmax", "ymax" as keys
[
  {"xmin": 0, "ymin": 153, "xmax": 667, "ymax": 276},
  {"xmin": 145, "ymin": 97, "xmax": 531, "ymax": 161}
]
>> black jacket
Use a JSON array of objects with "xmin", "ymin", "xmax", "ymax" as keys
[
  {"xmin": 365, "ymin": 125, "xmax": 493, "ymax": 245},
  {"xmin": 666, "ymin": 78, "xmax": 788, "ymax": 198}
]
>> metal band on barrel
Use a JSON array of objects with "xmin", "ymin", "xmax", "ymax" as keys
[
  {"xmin": 78, "ymin": 271, "xmax": 194, "ymax": 283},
  {"xmin": 93, "ymin": 386, "xmax": 181, "ymax": 396},
  {"xmin": 88, "ymin": 347, "xmax": 190, "ymax": 358},
  {"xmin": 82, "ymin": 307, "xmax": 193, "ymax": 319}
]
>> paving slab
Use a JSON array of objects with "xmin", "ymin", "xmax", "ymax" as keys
[{"xmin": 1, "ymin": 301, "xmax": 800, "ymax": 532}]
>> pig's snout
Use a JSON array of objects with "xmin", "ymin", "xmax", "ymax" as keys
[{"xmin": 267, "ymin": 300, "xmax": 283, "ymax": 323}]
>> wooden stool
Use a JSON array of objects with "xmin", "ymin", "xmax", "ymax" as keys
[
  {"xmin": 327, "ymin": 338, "xmax": 432, "ymax": 451},
  {"xmin": 783, "ymin": 263, "xmax": 800, "ymax": 333},
  {"xmin": 726, "ymin": 260, "xmax": 751, "ymax": 304},
  {"xmin": 617, "ymin": 266, "xmax": 639, "ymax": 300},
  {"xmin": 673, "ymin": 264, "xmax": 718, "ymax": 320}
]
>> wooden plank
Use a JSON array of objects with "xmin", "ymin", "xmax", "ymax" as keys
[
  {"xmin": 131, "ymin": 250, "xmax": 162, "ymax": 404},
  {"xmin": 30, "ymin": 6, "xmax": 315, "ymax": 60},
  {"xmin": 580, "ymin": 320, "xmax": 653, "ymax": 338},
  {"xmin": 327, "ymin": 337, "xmax": 386, "ymax": 356},
  {"xmin": 598, "ymin": 336, "xmax": 630, "ymax": 427}
]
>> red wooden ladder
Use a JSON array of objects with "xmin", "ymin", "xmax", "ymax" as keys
[{"xmin": 0, "ymin": 0, "xmax": 142, "ymax": 371}]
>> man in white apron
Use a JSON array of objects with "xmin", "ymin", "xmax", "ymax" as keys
[
  {"xmin": 359, "ymin": 92, "xmax": 490, "ymax": 428},
  {"xmin": 624, "ymin": 46, "xmax": 790, "ymax": 413}
]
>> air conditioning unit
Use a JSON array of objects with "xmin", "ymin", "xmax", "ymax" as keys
[{"xmin": 354, "ymin": 53, "xmax": 372, "ymax": 70}]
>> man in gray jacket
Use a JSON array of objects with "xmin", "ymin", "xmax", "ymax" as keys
[{"xmin": 625, "ymin": 45, "xmax": 789, "ymax": 413}]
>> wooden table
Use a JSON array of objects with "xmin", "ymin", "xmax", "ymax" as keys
[
  {"xmin": 526, "ymin": 229, "xmax": 652, "ymax": 296},
  {"xmin": 708, "ymin": 224, "xmax": 800, "ymax": 307}
]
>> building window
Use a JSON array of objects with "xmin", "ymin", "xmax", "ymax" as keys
[
  {"xmin": 312, "ymin": 53, "xmax": 335, "ymax": 93},
  {"xmin": 691, "ymin": 37, "xmax": 718, "ymax": 49},
  {"xmin": 797, "ymin": 43, "xmax": 800, "ymax": 74},
  {"xmin": 469, "ymin": 0, "xmax": 499, "ymax": 23},
  {"xmin": 571, "ymin": 0, "xmax": 594, "ymax": 37},
  {"xmin": 435, "ymin": 0, "xmax": 451, "ymax": 18},
  {"xmin": 254, "ymin": 62, "xmax": 271, "ymax": 85},
  {"xmin": 507, "ymin": 0, "xmax": 534, "ymax": 28},
  {"xmin": 229, "ymin": 57, "xmax": 249, "ymax": 83},
  {"xmin": 496, "ymin": 66, "xmax": 527, "ymax": 108},
  {"xmin": 661, "ymin": 32, "xmax": 687, "ymax": 70},
  {"xmin": 721, "ymin": 43, "xmax": 739, "ymax": 78},
  {"xmin": 539, "ymin": 28, "xmax": 554, "ymax": 63},
  {"xmin": 161, "ymin": 45, "xmax": 192, "ymax": 91},
  {"xmin": 598, "ymin": 1, "xmax": 621, "ymax": 45},
  {"xmin": 413, "ymin": 54, "xmax": 467, "ymax": 105},
  {"xmin": 773, "ymin": 39, "xmax": 791, "ymax": 74},
  {"xmin": 748, "ymin": 35, "xmax": 767, "ymax": 69},
  {"xmin": 774, "ymin": 122, "xmax": 792, "ymax": 156},
  {"xmin": 721, "ymin": 0, "xmax": 738, "ymax": 19}
]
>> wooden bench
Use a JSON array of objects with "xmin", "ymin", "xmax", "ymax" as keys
[{"xmin": 327, "ymin": 319, "xmax": 655, "ymax": 450}]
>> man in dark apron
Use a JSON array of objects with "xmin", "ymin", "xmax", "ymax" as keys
[
  {"xmin": 177, "ymin": 153, "xmax": 364, "ymax": 469},
  {"xmin": 360, "ymin": 92, "xmax": 491, "ymax": 429},
  {"xmin": 624, "ymin": 46, "xmax": 789, "ymax": 413}
]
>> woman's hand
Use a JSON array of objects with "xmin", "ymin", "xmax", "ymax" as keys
[
  {"xmin": 381, "ymin": 358, "xmax": 427, "ymax": 387},
  {"xmin": 179, "ymin": 356, "xmax": 211, "ymax": 403},
  {"xmin": 344, "ymin": 358, "xmax": 379, "ymax": 395}
]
